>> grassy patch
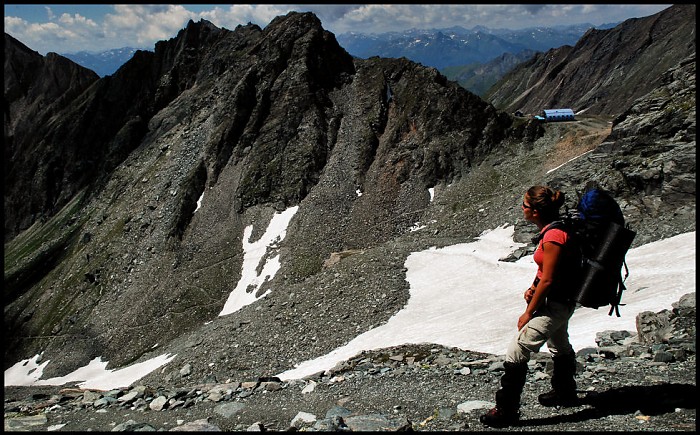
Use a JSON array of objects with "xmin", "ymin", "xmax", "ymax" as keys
[{"xmin": 4, "ymin": 191, "xmax": 91, "ymax": 298}]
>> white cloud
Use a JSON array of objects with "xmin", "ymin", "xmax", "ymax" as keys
[
  {"xmin": 44, "ymin": 6, "xmax": 55, "ymax": 21},
  {"xmin": 4, "ymin": 16, "xmax": 29, "ymax": 33},
  {"xmin": 4, "ymin": 4, "xmax": 671, "ymax": 55},
  {"xmin": 57, "ymin": 12, "xmax": 97, "ymax": 27},
  {"xmin": 103, "ymin": 5, "xmax": 195, "ymax": 46},
  {"xmin": 326, "ymin": 4, "xmax": 670, "ymax": 34}
]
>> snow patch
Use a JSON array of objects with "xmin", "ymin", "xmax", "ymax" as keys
[{"xmin": 219, "ymin": 206, "xmax": 299, "ymax": 316}]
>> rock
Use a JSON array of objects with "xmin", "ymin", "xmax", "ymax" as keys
[
  {"xmin": 301, "ymin": 380, "xmax": 316, "ymax": 394},
  {"xmin": 149, "ymin": 395, "xmax": 168, "ymax": 411},
  {"xmin": 169, "ymin": 418, "xmax": 221, "ymax": 431},
  {"xmin": 343, "ymin": 414, "xmax": 412, "ymax": 431},
  {"xmin": 673, "ymin": 293, "xmax": 695, "ymax": 310},
  {"xmin": 94, "ymin": 397, "xmax": 117, "ymax": 408},
  {"xmin": 653, "ymin": 351, "xmax": 675, "ymax": 363},
  {"xmin": 118, "ymin": 390, "xmax": 141, "ymax": 403},
  {"xmin": 245, "ymin": 422, "xmax": 265, "ymax": 431},
  {"xmin": 4, "ymin": 414, "xmax": 48, "ymax": 431},
  {"xmin": 457, "ymin": 400, "xmax": 494, "ymax": 413},
  {"xmin": 214, "ymin": 402, "xmax": 246, "ymax": 419},
  {"xmin": 290, "ymin": 411, "xmax": 317, "ymax": 428},
  {"xmin": 596, "ymin": 330, "xmax": 633, "ymax": 347},
  {"xmin": 180, "ymin": 364, "xmax": 192, "ymax": 377},
  {"xmin": 325, "ymin": 405, "xmax": 353, "ymax": 418},
  {"xmin": 637, "ymin": 310, "xmax": 674, "ymax": 344},
  {"xmin": 313, "ymin": 416, "xmax": 349, "ymax": 431},
  {"xmin": 111, "ymin": 419, "xmax": 157, "ymax": 431},
  {"xmin": 259, "ymin": 381, "xmax": 282, "ymax": 392},
  {"xmin": 82, "ymin": 390, "xmax": 102, "ymax": 404}
]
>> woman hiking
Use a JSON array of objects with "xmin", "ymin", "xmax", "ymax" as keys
[{"xmin": 480, "ymin": 185, "xmax": 579, "ymax": 428}]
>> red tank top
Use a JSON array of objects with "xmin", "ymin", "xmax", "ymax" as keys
[{"xmin": 533, "ymin": 225, "xmax": 569, "ymax": 279}]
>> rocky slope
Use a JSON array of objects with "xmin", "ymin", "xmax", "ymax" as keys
[
  {"xmin": 4, "ymin": 293, "xmax": 695, "ymax": 431},
  {"xmin": 4, "ymin": 34, "xmax": 99, "ymax": 240},
  {"xmin": 3, "ymin": 7, "xmax": 696, "ymax": 431},
  {"xmin": 4, "ymin": 12, "xmax": 516, "ymax": 376},
  {"xmin": 485, "ymin": 4, "xmax": 696, "ymax": 116}
]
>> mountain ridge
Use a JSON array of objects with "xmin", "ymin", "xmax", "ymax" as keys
[
  {"xmin": 3, "ymin": 7, "xmax": 695, "ymax": 424},
  {"xmin": 484, "ymin": 3, "xmax": 696, "ymax": 115},
  {"xmin": 4, "ymin": 11, "xmax": 519, "ymax": 377},
  {"xmin": 336, "ymin": 22, "xmax": 609, "ymax": 70}
]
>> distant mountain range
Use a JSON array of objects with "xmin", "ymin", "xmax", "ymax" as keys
[
  {"xmin": 60, "ymin": 23, "xmax": 618, "ymax": 82},
  {"xmin": 60, "ymin": 47, "xmax": 143, "ymax": 77},
  {"xmin": 336, "ymin": 23, "xmax": 619, "ymax": 96},
  {"xmin": 335, "ymin": 23, "xmax": 613, "ymax": 69}
]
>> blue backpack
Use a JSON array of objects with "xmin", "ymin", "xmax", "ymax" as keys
[{"xmin": 540, "ymin": 187, "xmax": 636, "ymax": 316}]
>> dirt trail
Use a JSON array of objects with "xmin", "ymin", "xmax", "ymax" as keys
[{"xmin": 543, "ymin": 116, "xmax": 613, "ymax": 173}]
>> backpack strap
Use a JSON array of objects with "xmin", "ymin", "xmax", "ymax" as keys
[
  {"xmin": 608, "ymin": 259, "xmax": 630, "ymax": 317},
  {"xmin": 531, "ymin": 220, "xmax": 566, "ymax": 245}
]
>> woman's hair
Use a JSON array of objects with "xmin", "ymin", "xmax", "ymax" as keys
[{"xmin": 526, "ymin": 185, "xmax": 565, "ymax": 222}]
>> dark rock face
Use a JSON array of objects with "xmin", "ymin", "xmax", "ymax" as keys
[
  {"xmin": 4, "ymin": 34, "xmax": 99, "ymax": 240},
  {"xmin": 3, "ymin": 12, "xmax": 517, "ymax": 376},
  {"xmin": 534, "ymin": 52, "xmax": 696, "ymax": 247},
  {"xmin": 485, "ymin": 4, "xmax": 696, "ymax": 116}
]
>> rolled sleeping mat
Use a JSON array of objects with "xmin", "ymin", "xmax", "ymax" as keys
[
  {"xmin": 573, "ymin": 221, "xmax": 636, "ymax": 308},
  {"xmin": 591, "ymin": 221, "xmax": 636, "ymax": 266}
]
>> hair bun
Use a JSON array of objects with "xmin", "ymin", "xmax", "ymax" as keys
[{"xmin": 551, "ymin": 190, "xmax": 565, "ymax": 208}]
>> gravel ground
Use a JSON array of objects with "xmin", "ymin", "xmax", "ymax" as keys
[{"xmin": 5, "ymin": 342, "xmax": 696, "ymax": 432}]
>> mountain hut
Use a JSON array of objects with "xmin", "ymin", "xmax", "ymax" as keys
[{"xmin": 542, "ymin": 108, "xmax": 575, "ymax": 121}]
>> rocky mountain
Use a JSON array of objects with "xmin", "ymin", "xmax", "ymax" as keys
[
  {"xmin": 442, "ymin": 49, "xmax": 537, "ymax": 97},
  {"xmin": 336, "ymin": 23, "xmax": 602, "ymax": 70},
  {"xmin": 53, "ymin": 23, "xmax": 602, "ymax": 94},
  {"xmin": 3, "ymin": 5, "xmax": 695, "ymax": 425},
  {"xmin": 4, "ymin": 11, "xmax": 517, "ymax": 377},
  {"xmin": 4, "ymin": 33, "xmax": 99, "ymax": 239},
  {"xmin": 60, "ymin": 47, "xmax": 141, "ymax": 77},
  {"xmin": 484, "ymin": 4, "xmax": 696, "ymax": 116}
]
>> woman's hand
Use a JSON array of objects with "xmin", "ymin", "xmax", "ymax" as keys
[
  {"xmin": 524, "ymin": 287, "xmax": 535, "ymax": 303},
  {"xmin": 518, "ymin": 312, "xmax": 533, "ymax": 331}
]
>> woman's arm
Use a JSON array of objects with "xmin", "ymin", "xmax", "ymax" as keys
[{"xmin": 518, "ymin": 241, "xmax": 563, "ymax": 330}]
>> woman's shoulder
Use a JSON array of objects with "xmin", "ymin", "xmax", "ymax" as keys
[{"xmin": 542, "ymin": 226, "xmax": 569, "ymax": 244}]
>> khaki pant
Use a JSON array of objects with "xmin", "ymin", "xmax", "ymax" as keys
[{"xmin": 505, "ymin": 300, "xmax": 576, "ymax": 364}]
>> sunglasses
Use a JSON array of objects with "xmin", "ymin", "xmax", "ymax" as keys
[{"xmin": 522, "ymin": 202, "xmax": 534, "ymax": 209}]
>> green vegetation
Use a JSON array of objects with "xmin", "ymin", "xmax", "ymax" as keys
[{"xmin": 4, "ymin": 191, "xmax": 90, "ymax": 296}]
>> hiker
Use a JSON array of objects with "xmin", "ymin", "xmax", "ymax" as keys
[{"xmin": 480, "ymin": 185, "xmax": 579, "ymax": 428}]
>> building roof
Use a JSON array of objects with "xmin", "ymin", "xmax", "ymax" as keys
[{"xmin": 543, "ymin": 108, "xmax": 575, "ymax": 115}]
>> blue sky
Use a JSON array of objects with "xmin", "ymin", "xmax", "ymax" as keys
[{"xmin": 4, "ymin": 4, "xmax": 671, "ymax": 55}]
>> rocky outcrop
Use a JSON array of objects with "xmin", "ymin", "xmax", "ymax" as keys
[
  {"xmin": 3, "ymin": 21, "xmax": 229, "ymax": 242},
  {"xmin": 485, "ymin": 4, "xmax": 696, "ymax": 116},
  {"xmin": 528, "ymin": 52, "xmax": 696, "ymax": 246},
  {"xmin": 4, "ymin": 34, "xmax": 99, "ymax": 240},
  {"xmin": 3, "ymin": 12, "xmax": 518, "ymax": 377}
]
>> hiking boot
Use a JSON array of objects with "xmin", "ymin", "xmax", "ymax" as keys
[
  {"xmin": 479, "ymin": 406, "xmax": 519, "ymax": 428},
  {"xmin": 538, "ymin": 389, "xmax": 579, "ymax": 407},
  {"xmin": 541, "ymin": 353, "xmax": 578, "ymax": 407}
]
